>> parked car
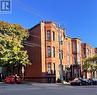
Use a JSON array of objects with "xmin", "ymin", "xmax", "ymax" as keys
[
  {"xmin": 70, "ymin": 78, "xmax": 88, "ymax": 86},
  {"xmin": 5, "ymin": 75, "xmax": 21, "ymax": 84},
  {"xmin": 70, "ymin": 77, "xmax": 97, "ymax": 86},
  {"xmin": 70, "ymin": 78, "xmax": 81, "ymax": 86},
  {"xmin": 92, "ymin": 79, "xmax": 97, "ymax": 85},
  {"xmin": 87, "ymin": 78, "xmax": 97, "ymax": 85},
  {"xmin": 5, "ymin": 75, "xmax": 15, "ymax": 84},
  {"xmin": 87, "ymin": 78, "xmax": 93, "ymax": 85},
  {"xmin": 79, "ymin": 78, "xmax": 88, "ymax": 85}
]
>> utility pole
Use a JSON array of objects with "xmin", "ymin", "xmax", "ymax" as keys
[{"xmin": 58, "ymin": 27, "xmax": 64, "ymax": 83}]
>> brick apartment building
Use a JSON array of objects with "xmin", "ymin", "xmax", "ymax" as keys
[
  {"xmin": 64, "ymin": 37, "xmax": 73, "ymax": 80},
  {"xmin": 81, "ymin": 43, "xmax": 95, "ymax": 78},
  {"xmin": 24, "ymin": 21, "xmax": 68, "ymax": 82},
  {"xmin": 65, "ymin": 37, "xmax": 72, "ymax": 67},
  {"xmin": 81, "ymin": 43, "xmax": 95, "ymax": 59},
  {"xmin": 70, "ymin": 38, "xmax": 82, "ymax": 79}
]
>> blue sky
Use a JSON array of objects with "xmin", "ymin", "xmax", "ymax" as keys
[{"xmin": 0, "ymin": 0, "xmax": 97, "ymax": 47}]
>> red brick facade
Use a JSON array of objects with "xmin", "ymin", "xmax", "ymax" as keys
[{"xmin": 24, "ymin": 21, "xmax": 75, "ymax": 82}]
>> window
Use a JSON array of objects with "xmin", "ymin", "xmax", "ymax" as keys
[
  {"xmin": 52, "ymin": 46, "xmax": 55, "ymax": 57},
  {"xmin": 77, "ymin": 43, "xmax": 80, "ymax": 54},
  {"xmin": 52, "ymin": 31, "xmax": 55, "ymax": 41},
  {"xmin": 47, "ymin": 46, "xmax": 51, "ymax": 57},
  {"xmin": 47, "ymin": 30, "xmax": 51, "ymax": 41},
  {"xmin": 72, "ymin": 42, "xmax": 76, "ymax": 53},
  {"xmin": 58, "ymin": 32, "xmax": 60, "ymax": 42},
  {"xmin": 86, "ymin": 48, "xmax": 89, "ymax": 57},
  {"xmin": 47, "ymin": 62, "xmax": 51, "ymax": 74}
]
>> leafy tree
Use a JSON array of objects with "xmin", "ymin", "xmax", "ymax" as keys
[
  {"xmin": 0, "ymin": 21, "xmax": 30, "ymax": 76},
  {"xmin": 83, "ymin": 62, "xmax": 91, "ymax": 71},
  {"xmin": 83, "ymin": 54, "xmax": 97, "ymax": 78}
]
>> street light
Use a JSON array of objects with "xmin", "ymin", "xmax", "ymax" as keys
[{"xmin": 58, "ymin": 27, "xmax": 64, "ymax": 83}]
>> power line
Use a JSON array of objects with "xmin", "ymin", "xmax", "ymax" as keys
[
  {"xmin": 29, "ymin": 34, "xmax": 40, "ymax": 39},
  {"xmin": 23, "ymin": 41, "xmax": 41, "ymax": 47},
  {"xmin": 24, "ymin": 34, "xmax": 71, "ymax": 51},
  {"xmin": 15, "ymin": 0, "xmax": 44, "ymax": 20},
  {"xmin": 14, "ymin": 0, "xmax": 68, "ymax": 30},
  {"xmin": 23, "ymin": 41, "xmax": 71, "ymax": 57}
]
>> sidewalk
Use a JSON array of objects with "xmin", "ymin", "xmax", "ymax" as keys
[
  {"xmin": 0, "ymin": 81, "xmax": 70, "ymax": 86},
  {"xmin": 21, "ymin": 81, "xmax": 69, "ymax": 86}
]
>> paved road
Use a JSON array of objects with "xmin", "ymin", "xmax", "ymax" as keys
[{"xmin": 0, "ymin": 83, "xmax": 97, "ymax": 95}]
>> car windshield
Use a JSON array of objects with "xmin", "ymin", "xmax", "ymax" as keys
[{"xmin": 74, "ymin": 78, "xmax": 79, "ymax": 81}]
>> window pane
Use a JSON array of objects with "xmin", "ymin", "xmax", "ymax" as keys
[
  {"xmin": 47, "ymin": 30, "xmax": 51, "ymax": 41},
  {"xmin": 52, "ymin": 46, "xmax": 55, "ymax": 57},
  {"xmin": 52, "ymin": 31, "xmax": 55, "ymax": 41},
  {"xmin": 47, "ymin": 46, "xmax": 51, "ymax": 57},
  {"xmin": 72, "ymin": 42, "xmax": 76, "ymax": 53}
]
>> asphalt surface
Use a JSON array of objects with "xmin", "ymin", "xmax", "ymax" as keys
[{"xmin": 0, "ymin": 83, "xmax": 97, "ymax": 95}]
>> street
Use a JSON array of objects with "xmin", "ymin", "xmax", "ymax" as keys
[{"xmin": 0, "ymin": 83, "xmax": 97, "ymax": 95}]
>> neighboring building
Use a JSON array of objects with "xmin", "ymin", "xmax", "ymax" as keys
[
  {"xmin": 64, "ymin": 37, "xmax": 73, "ymax": 80},
  {"xmin": 71, "ymin": 38, "xmax": 82, "ymax": 79},
  {"xmin": 81, "ymin": 43, "xmax": 95, "ymax": 59},
  {"xmin": 81, "ymin": 43, "xmax": 95, "ymax": 78},
  {"xmin": 24, "ymin": 21, "xmax": 69, "ymax": 83},
  {"xmin": 65, "ymin": 37, "xmax": 72, "ymax": 67}
]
